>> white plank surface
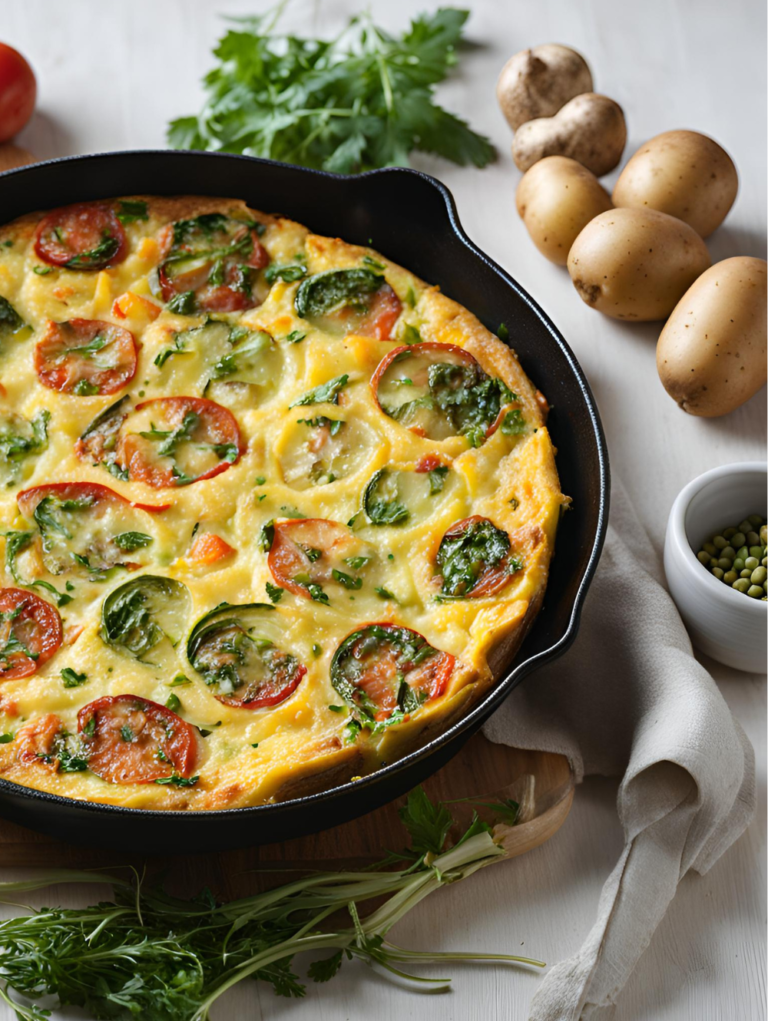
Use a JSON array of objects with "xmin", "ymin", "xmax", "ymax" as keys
[{"xmin": 1, "ymin": 0, "xmax": 766, "ymax": 1018}]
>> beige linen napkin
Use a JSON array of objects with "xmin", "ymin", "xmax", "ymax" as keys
[{"xmin": 482, "ymin": 478, "xmax": 756, "ymax": 1020}]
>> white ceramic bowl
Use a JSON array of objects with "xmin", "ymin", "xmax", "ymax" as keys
[{"xmin": 664, "ymin": 461, "xmax": 767, "ymax": 673}]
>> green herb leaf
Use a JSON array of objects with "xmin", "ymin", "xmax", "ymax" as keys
[
  {"xmin": 116, "ymin": 199, "xmax": 149, "ymax": 225},
  {"xmin": 167, "ymin": 9, "xmax": 495, "ymax": 173},
  {"xmin": 265, "ymin": 581, "xmax": 283, "ymax": 604},
  {"xmin": 399, "ymin": 785, "xmax": 453, "ymax": 856},
  {"xmin": 165, "ymin": 693, "xmax": 182, "ymax": 712},
  {"xmin": 61, "ymin": 667, "xmax": 87, "ymax": 688},
  {"xmin": 290, "ymin": 374, "xmax": 349, "ymax": 408},
  {"xmin": 114, "ymin": 531, "xmax": 153, "ymax": 552}
]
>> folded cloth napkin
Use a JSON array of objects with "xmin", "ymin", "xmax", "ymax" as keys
[{"xmin": 482, "ymin": 477, "xmax": 756, "ymax": 1020}]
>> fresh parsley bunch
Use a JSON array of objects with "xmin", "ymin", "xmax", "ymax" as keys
[
  {"xmin": 0, "ymin": 789, "xmax": 540, "ymax": 1020},
  {"xmin": 168, "ymin": 7, "xmax": 495, "ymax": 173}
]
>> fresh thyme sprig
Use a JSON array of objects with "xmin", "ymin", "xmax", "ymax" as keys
[
  {"xmin": 168, "ymin": 7, "xmax": 496, "ymax": 173},
  {"xmin": 0, "ymin": 789, "xmax": 542, "ymax": 1020}
]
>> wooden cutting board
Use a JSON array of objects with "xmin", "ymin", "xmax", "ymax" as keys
[{"xmin": 0, "ymin": 736, "xmax": 574, "ymax": 897}]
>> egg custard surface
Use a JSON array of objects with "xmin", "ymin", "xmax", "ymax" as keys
[{"xmin": 0, "ymin": 196, "xmax": 564, "ymax": 810}]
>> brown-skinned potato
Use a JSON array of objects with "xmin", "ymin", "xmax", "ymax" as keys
[
  {"xmin": 613, "ymin": 130, "xmax": 738, "ymax": 238},
  {"xmin": 516, "ymin": 156, "xmax": 613, "ymax": 265},
  {"xmin": 657, "ymin": 257, "xmax": 766, "ymax": 416},
  {"xmin": 512, "ymin": 93, "xmax": 627, "ymax": 176},
  {"xmin": 496, "ymin": 44, "xmax": 593, "ymax": 132},
  {"xmin": 567, "ymin": 207, "xmax": 711, "ymax": 321}
]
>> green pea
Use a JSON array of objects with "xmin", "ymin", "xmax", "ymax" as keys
[
  {"xmin": 749, "ymin": 546, "xmax": 763, "ymax": 559},
  {"xmin": 763, "ymin": 557, "xmax": 768, "ymax": 568},
  {"xmin": 761, "ymin": 525, "xmax": 767, "ymax": 544},
  {"xmin": 748, "ymin": 514, "xmax": 764, "ymax": 527},
  {"xmin": 713, "ymin": 535, "xmax": 728, "ymax": 549},
  {"xmin": 723, "ymin": 526, "xmax": 737, "ymax": 540},
  {"xmin": 747, "ymin": 531, "xmax": 760, "ymax": 546},
  {"xmin": 721, "ymin": 546, "xmax": 736, "ymax": 559},
  {"xmin": 716, "ymin": 557, "xmax": 732, "ymax": 569},
  {"xmin": 730, "ymin": 531, "xmax": 746, "ymax": 548},
  {"xmin": 697, "ymin": 551, "xmax": 711, "ymax": 565},
  {"xmin": 733, "ymin": 578, "xmax": 750, "ymax": 593},
  {"xmin": 741, "ymin": 568, "xmax": 753, "ymax": 578},
  {"xmin": 733, "ymin": 558, "xmax": 745, "ymax": 571},
  {"xmin": 751, "ymin": 566, "xmax": 767, "ymax": 585},
  {"xmin": 736, "ymin": 545, "xmax": 749, "ymax": 560},
  {"xmin": 712, "ymin": 567, "xmax": 724, "ymax": 580},
  {"xmin": 745, "ymin": 557, "xmax": 759, "ymax": 571},
  {"xmin": 704, "ymin": 542, "xmax": 718, "ymax": 556},
  {"xmin": 738, "ymin": 519, "xmax": 752, "ymax": 534},
  {"xmin": 748, "ymin": 585, "xmax": 764, "ymax": 598},
  {"xmin": 723, "ymin": 570, "xmax": 738, "ymax": 584}
]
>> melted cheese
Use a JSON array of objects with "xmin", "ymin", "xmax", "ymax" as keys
[{"xmin": 0, "ymin": 196, "xmax": 564, "ymax": 810}]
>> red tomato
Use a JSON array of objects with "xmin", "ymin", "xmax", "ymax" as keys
[
  {"xmin": 17, "ymin": 481, "xmax": 168, "ymax": 518},
  {"xmin": 435, "ymin": 515, "xmax": 522, "ymax": 598},
  {"xmin": 157, "ymin": 218, "xmax": 269, "ymax": 313},
  {"xmin": 34, "ymin": 318, "xmax": 137, "ymax": 396},
  {"xmin": 35, "ymin": 203, "xmax": 126, "ymax": 270},
  {"xmin": 0, "ymin": 44, "xmax": 36, "ymax": 144},
  {"xmin": 15, "ymin": 713, "xmax": 62, "ymax": 764},
  {"xmin": 115, "ymin": 396, "xmax": 243, "ymax": 488},
  {"xmin": 0, "ymin": 587, "xmax": 62, "ymax": 680},
  {"xmin": 268, "ymin": 518, "xmax": 361, "ymax": 600},
  {"xmin": 77, "ymin": 695, "xmax": 198, "ymax": 784},
  {"xmin": 331, "ymin": 622, "xmax": 453, "ymax": 721}
]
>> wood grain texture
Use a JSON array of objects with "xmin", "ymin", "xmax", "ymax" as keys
[{"xmin": 0, "ymin": 0, "xmax": 765, "ymax": 1018}]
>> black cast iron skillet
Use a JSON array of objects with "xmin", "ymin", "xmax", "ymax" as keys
[{"xmin": 0, "ymin": 151, "xmax": 609, "ymax": 852}]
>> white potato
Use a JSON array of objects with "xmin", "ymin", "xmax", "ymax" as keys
[
  {"xmin": 657, "ymin": 257, "xmax": 766, "ymax": 416},
  {"xmin": 512, "ymin": 93, "xmax": 627, "ymax": 176},
  {"xmin": 516, "ymin": 156, "xmax": 612, "ymax": 265},
  {"xmin": 567, "ymin": 207, "xmax": 711, "ymax": 321},
  {"xmin": 613, "ymin": 130, "xmax": 738, "ymax": 238},
  {"xmin": 497, "ymin": 44, "xmax": 593, "ymax": 132}
]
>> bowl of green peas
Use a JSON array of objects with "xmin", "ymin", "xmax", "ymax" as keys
[{"xmin": 664, "ymin": 462, "xmax": 767, "ymax": 673}]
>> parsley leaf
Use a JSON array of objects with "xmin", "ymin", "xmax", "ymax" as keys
[
  {"xmin": 167, "ymin": 9, "xmax": 495, "ymax": 174},
  {"xmin": 290, "ymin": 374, "xmax": 349, "ymax": 408}
]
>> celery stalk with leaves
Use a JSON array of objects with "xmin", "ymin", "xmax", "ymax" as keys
[
  {"xmin": 168, "ymin": 6, "xmax": 496, "ymax": 173},
  {"xmin": 0, "ymin": 788, "xmax": 541, "ymax": 1020}
]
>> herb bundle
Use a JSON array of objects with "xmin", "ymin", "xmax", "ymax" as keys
[
  {"xmin": 0, "ymin": 789, "xmax": 541, "ymax": 1020},
  {"xmin": 168, "ymin": 7, "xmax": 496, "ymax": 173}
]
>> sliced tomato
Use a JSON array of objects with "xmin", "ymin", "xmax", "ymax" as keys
[
  {"xmin": 35, "ymin": 318, "xmax": 137, "ymax": 396},
  {"xmin": 372, "ymin": 343, "xmax": 519, "ymax": 445},
  {"xmin": 15, "ymin": 713, "xmax": 62, "ymax": 764},
  {"xmin": 74, "ymin": 395, "xmax": 131, "ymax": 465},
  {"xmin": 434, "ymin": 515, "xmax": 522, "ymax": 598},
  {"xmin": 187, "ymin": 603, "xmax": 306, "ymax": 709},
  {"xmin": 331, "ymin": 623, "xmax": 453, "ymax": 723},
  {"xmin": 35, "ymin": 203, "xmax": 127, "ymax": 270},
  {"xmin": 17, "ymin": 482, "xmax": 165, "ymax": 577},
  {"xmin": 17, "ymin": 481, "xmax": 168, "ymax": 518},
  {"xmin": 0, "ymin": 587, "xmax": 62, "ymax": 680},
  {"xmin": 295, "ymin": 268, "xmax": 401, "ymax": 341},
  {"xmin": 267, "ymin": 518, "xmax": 372, "ymax": 603},
  {"xmin": 157, "ymin": 213, "xmax": 269, "ymax": 313},
  {"xmin": 77, "ymin": 694, "xmax": 198, "ymax": 784},
  {"xmin": 115, "ymin": 396, "xmax": 243, "ymax": 488}
]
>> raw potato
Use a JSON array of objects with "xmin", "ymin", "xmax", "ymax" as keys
[
  {"xmin": 657, "ymin": 257, "xmax": 767, "ymax": 416},
  {"xmin": 613, "ymin": 130, "xmax": 738, "ymax": 238},
  {"xmin": 497, "ymin": 44, "xmax": 593, "ymax": 132},
  {"xmin": 516, "ymin": 156, "xmax": 612, "ymax": 265},
  {"xmin": 567, "ymin": 207, "xmax": 711, "ymax": 321},
  {"xmin": 0, "ymin": 143, "xmax": 34, "ymax": 173},
  {"xmin": 512, "ymin": 93, "xmax": 627, "ymax": 176}
]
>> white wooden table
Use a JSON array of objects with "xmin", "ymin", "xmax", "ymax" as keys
[{"xmin": 1, "ymin": 1, "xmax": 765, "ymax": 1018}]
